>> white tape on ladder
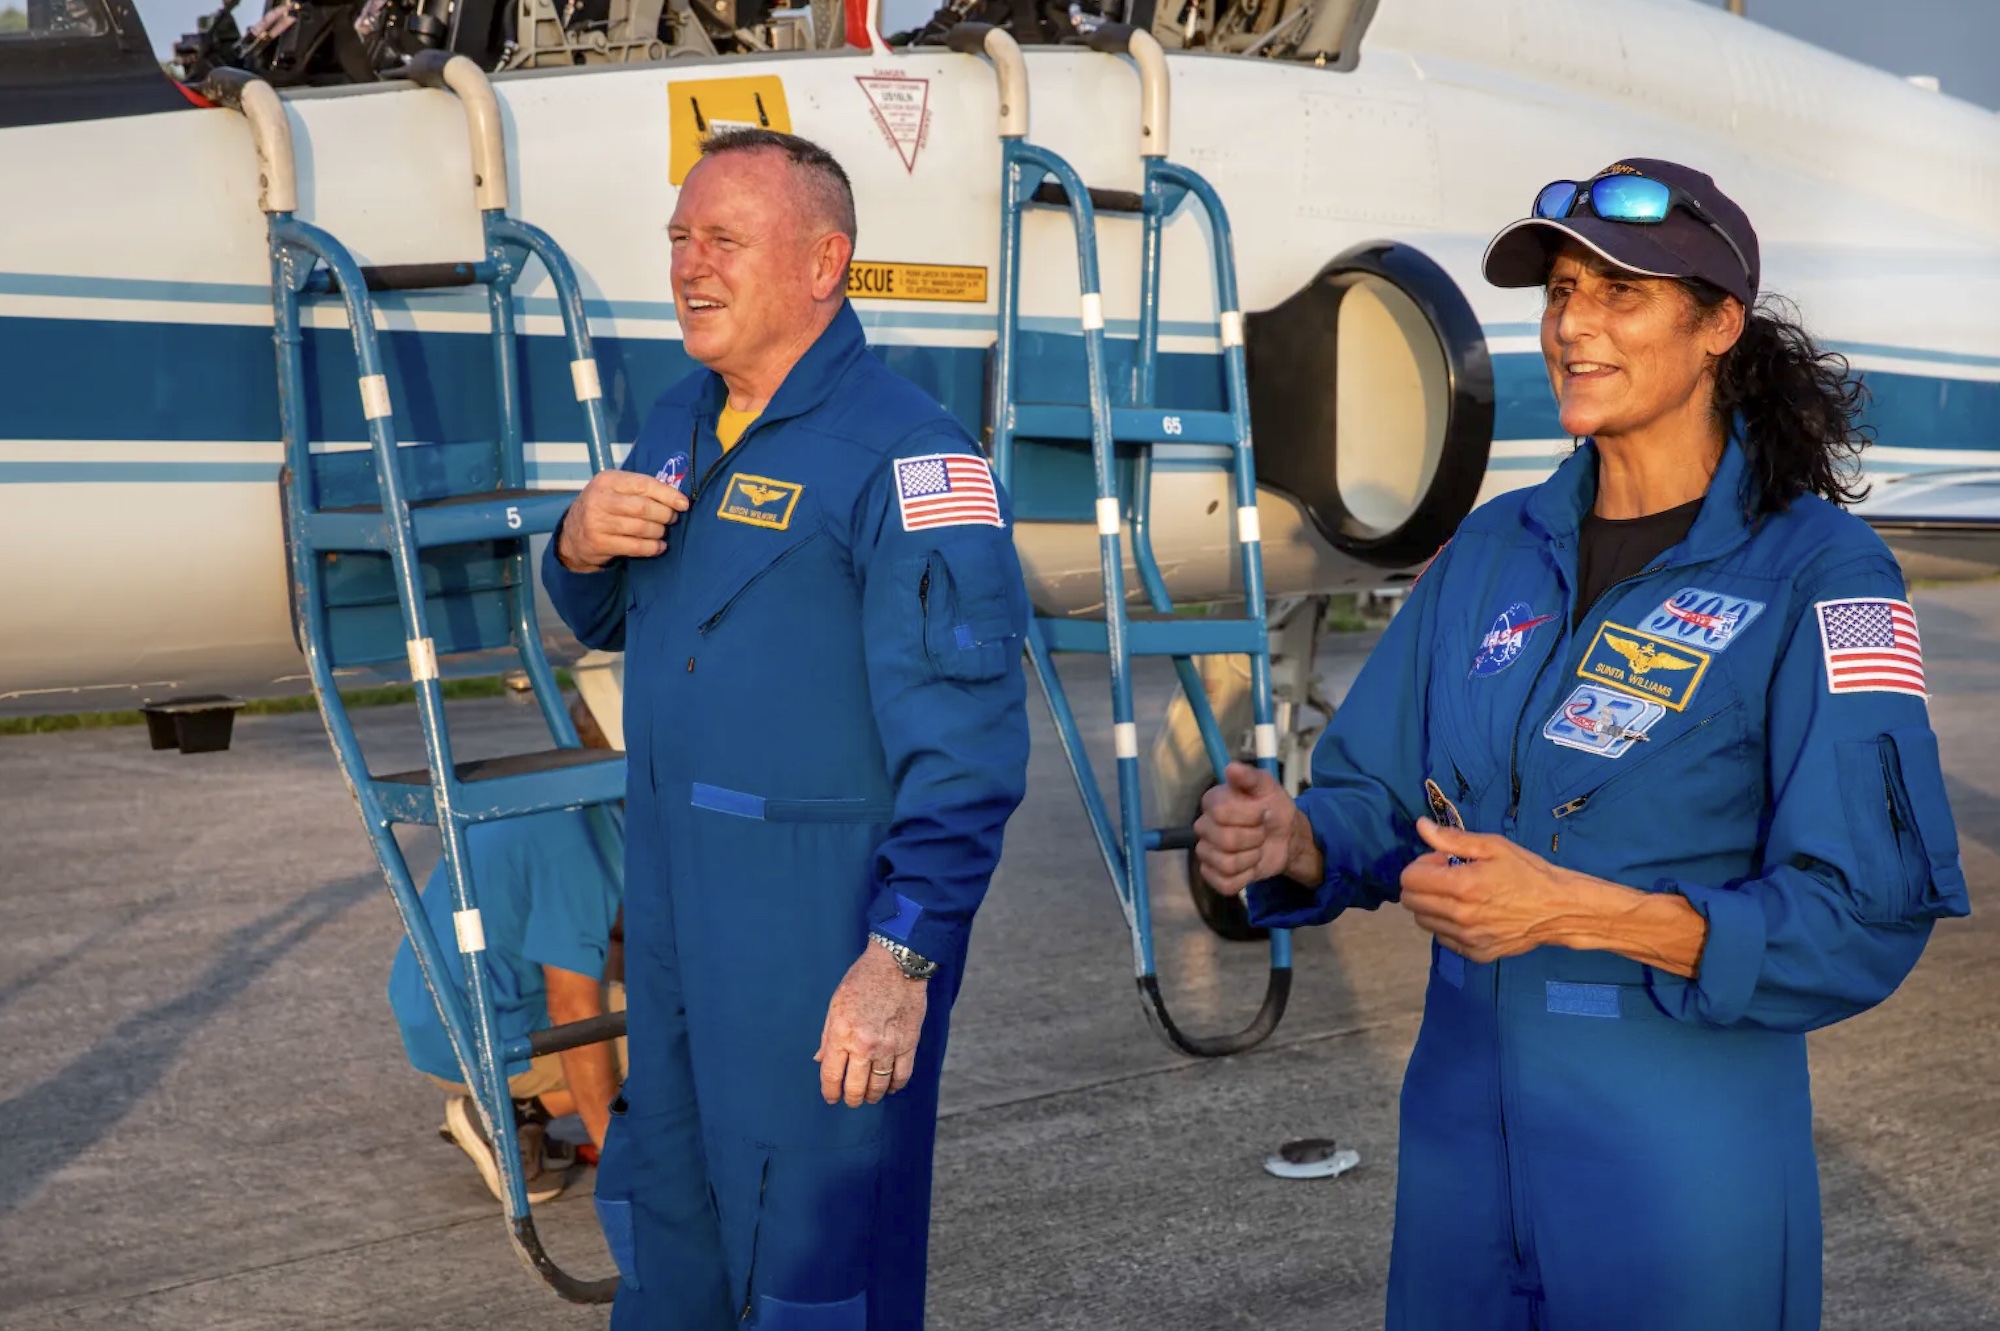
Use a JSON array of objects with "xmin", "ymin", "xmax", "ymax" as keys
[
  {"xmin": 407, "ymin": 637, "xmax": 439, "ymax": 683},
  {"xmin": 571, "ymin": 358, "xmax": 603, "ymax": 402},
  {"xmin": 1220, "ymin": 311, "xmax": 1245, "ymax": 348},
  {"xmin": 454, "ymin": 907, "xmax": 487, "ymax": 954},
  {"xmin": 1096, "ymin": 497, "xmax": 1121, "ymax": 536},
  {"xmin": 1114, "ymin": 722, "xmax": 1139, "ymax": 759},
  {"xmin": 1255, "ymin": 723, "xmax": 1279, "ymax": 760},
  {"xmin": 1237, "ymin": 505, "xmax": 1262, "ymax": 544},
  {"xmin": 1080, "ymin": 293, "xmax": 1105, "ymax": 332},
  {"xmin": 359, "ymin": 374, "xmax": 393, "ymax": 421}
]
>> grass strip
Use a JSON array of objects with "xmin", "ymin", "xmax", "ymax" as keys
[{"xmin": 1, "ymin": 671, "xmax": 573, "ymax": 737}]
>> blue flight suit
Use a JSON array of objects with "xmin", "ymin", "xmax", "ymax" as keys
[
  {"xmin": 542, "ymin": 302, "xmax": 1030, "ymax": 1330},
  {"xmin": 1247, "ymin": 437, "xmax": 1969, "ymax": 1330}
]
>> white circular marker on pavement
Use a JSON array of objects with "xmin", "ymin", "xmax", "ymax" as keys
[{"xmin": 1263, "ymin": 1137, "xmax": 1362, "ymax": 1181}]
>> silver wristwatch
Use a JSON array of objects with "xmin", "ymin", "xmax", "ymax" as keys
[{"xmin": 869, "ymin": 931, "xmax": 939, "ymax": 980}]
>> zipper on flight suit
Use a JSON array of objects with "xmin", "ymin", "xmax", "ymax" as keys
[
  {"xmin": 680, "ymin": 415, "xmax": 749, "ymax": 670},
  {"xmin": 1505, "ymin": 561, "xmax": 1666, "ymax": 823},
  {"xmin": 1494, "ymin": 555, "xmax": 1669, "ymax": 1286},
  {"xmin": 697, "ymin": 537, "xmax": 819, "ymax": 636},
  {"xmin": 739, "ymin": 1156, "xmax": 771, "ymax": 1321}
]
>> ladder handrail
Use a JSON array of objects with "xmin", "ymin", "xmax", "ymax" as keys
[
  {"xmin": 406, "ymin": 52, "xmax": 510, "ymax": 213},
  {"xmin": 956, "ymin": 24, "xmax": 1293, "ymax": 1059},
  {"xmin": 1083, "ymin": 23, "xmax": 1170, "ymax": 159},
  {"xmin": 200, "ymin": 70, "xmax": 298, "ymax": 213},
  {"xmin": 212, "ymin": 74, "xmax": 621, "ymax": 1304}
]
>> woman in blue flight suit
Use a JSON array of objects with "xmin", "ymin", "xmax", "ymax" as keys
[{"xmin": 1194, "ymin": 158, "xmax": 1970, "ymax": 1331}]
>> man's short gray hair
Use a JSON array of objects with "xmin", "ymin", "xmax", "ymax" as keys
[{"xmin": 699, "ymin": 128, "xmax": 858, "ymax": 248}]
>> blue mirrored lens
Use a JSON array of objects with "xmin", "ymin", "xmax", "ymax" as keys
[
  {"xmin": 1590, "ymin": 175, "xmax": 1672, "ymax": 223},
  {"xmin": 1534, "ymin": 181, "xmax": 1579, "ymax": 219}
]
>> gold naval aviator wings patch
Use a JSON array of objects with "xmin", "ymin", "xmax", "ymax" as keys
[
  {"xmin": 1576, "ymin": 621, "xmax": 1711, "ymax": 711},
  {"xmin": 716, "ymin": 473, "xmax": 803, "ymax": 530}
]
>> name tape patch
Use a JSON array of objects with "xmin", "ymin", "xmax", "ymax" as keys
[
  {"xmin": 894, "ymin": 453, "xmax": 1004, "ymax": 532},
  {"xmin": 1817, "ymin": 597, "xmax": 1926, "ymax": 698},
  {"xmin": 1576, "ymin": 621, "xmax": 1711, "ymax": 711},
  {"xmin": 716, "ymin": 473, "xmax": 803, "ymax": 530},
  {"xmin": 1543, "ymin": 683, "xmax": 1668, "ymax": 758},
  {"xmin": 1642, "ymin": 586, "xmax": 1767, "ymax": 652}
]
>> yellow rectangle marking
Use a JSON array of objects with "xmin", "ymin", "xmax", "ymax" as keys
[
  {"xmin": 845, "ymin": 261, "xmax": 988, "ymax": 304},
  {"xmin": 668, "ymin": 77, "xmax": 791, "ymax": 186},
  {"xmin": 716, "ymin": 473, "xmax": 803, "ymax": 531}
]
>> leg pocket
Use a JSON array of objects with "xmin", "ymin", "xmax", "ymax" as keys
[
  {"xmin": 739, "ymin": 1139, "xmax": 884, "ymax": 1319},
  {"xmin": 755, "ymin": 1292, "xmax": 867, "ymax": 1330},
  {"xmin": 594, "ymin": 1094, "xmax": 642, "ymax": 1291}
]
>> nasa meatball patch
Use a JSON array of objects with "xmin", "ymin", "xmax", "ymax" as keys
[{"xmin": 1469, "ymin": 602, "xmax": 1558, "ymax": 678}]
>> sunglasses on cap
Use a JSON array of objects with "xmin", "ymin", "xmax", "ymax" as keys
[{"xmin": 1533, "ymin": 174, "xmax": 1754, "ymax": 293}]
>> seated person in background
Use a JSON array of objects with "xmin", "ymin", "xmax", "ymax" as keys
[{"xmin": 387, "ymin": 696, "xmax": 625, "ymax": 1204}]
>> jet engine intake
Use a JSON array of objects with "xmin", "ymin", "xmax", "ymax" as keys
[{"xmin": 1246, "ymin": 241, "xmax": 1494, "ymax": 569}]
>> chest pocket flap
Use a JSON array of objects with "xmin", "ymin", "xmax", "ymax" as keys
[{"xmin": 695, "ymin": 498, "xmax": 824, "ymax": 631}]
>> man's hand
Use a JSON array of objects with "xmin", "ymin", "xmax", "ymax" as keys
[
  {"xmin": 1193, "ymin": 762, "xmax": 1322, "ymax": 896},
  {"xmin": 555, "ymin": 470, "xmax": 690, "ymax": 572},
  {"xmin": 1398, "ymin": 817, "xmax": 1571, "ymax": 963},
  {"xmin": 815, "ymin": 944, "xmax": 928, "ymax": 1108}
]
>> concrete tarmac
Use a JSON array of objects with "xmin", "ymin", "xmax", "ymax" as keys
[{"xmin": 2, "ymin": 582, "xmax": 1996, "ymax": 1330}]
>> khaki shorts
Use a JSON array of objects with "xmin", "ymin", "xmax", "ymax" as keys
[{"xmin": 427, "ymin": 980, "xmax": 627, "ymax": 1101}]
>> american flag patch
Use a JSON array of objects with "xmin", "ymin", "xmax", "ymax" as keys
[
  {"xmin": 893, "ymin": 452, "xmax": 1004, "ymax": 532},
  {"xmin": 1816, "ymin": 597, "xmax": 1926, "ymax": 698}
]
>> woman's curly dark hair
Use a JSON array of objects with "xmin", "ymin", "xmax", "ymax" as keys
[{"xmin": 1684, "ymin": 282, "xmax": 1873, "ymax": 514}]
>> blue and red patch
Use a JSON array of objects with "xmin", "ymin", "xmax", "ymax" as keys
[
  {"xmin": 1470, "ymin": 601, "xmax": 1557, "ymax": 678},
  {"xmin": 654, "ymin": 450, "xmax": 691, "ymax": 494}
]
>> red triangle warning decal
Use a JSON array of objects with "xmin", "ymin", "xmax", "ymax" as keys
[{"xmin": 857, "ymin": 74, "xmax": 931, "ymax": 174}]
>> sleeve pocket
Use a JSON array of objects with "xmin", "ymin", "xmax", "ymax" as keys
[
  {"xmin": 916, "ymin": 543, "xmax": 1026, "ymax": 684},
  {"xmin": 1835, "ymin": 727, "xmax": 1971, "ymax": 924}
]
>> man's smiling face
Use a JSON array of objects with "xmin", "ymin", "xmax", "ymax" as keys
[{"xmin": 667, "ymin": 148, "xmax": 828, "ymax": 382}]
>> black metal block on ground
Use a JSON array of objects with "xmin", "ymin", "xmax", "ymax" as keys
[{"xmin": 139, "ymin": 696, "xmax": 247, "ymax": 754}]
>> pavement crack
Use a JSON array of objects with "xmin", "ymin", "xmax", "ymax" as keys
[
  {"xmin": 16, "ymin": 1210, "xmax": 512, "ymax": 1318},
  {"xmin": 940, "ymin": 1016, "xmax": 1408, "ymax": 1122}
]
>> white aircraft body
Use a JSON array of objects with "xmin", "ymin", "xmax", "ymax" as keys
[{"xmin": 3, "ymin": 0, "xmax": 1998, "ymax": 721}]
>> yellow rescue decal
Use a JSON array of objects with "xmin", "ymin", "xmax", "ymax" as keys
[
  {"xmin": 845, "ymin": 261, "xmax": 989, "ymax": 304},
  {"xmin": 717, "ymin": 473, "xmax": 803, "ymax": 531},
  {"xmin": 668, "ymin": 77, "xmax": 791, "ymax": 186}
]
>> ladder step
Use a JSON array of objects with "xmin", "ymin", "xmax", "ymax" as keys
[
  {"xmin": 1028, "ymin": 182, "xmax": 1146, "ymax": 215},
  {"xmin": 1014, "ymin": 404, "xmax": 1240, "ymax": 447},
  {"xmin": 305, "ymin": 489, "xmax": 574, "ymax": 552},
  {"xmin": 370, "ymin": 748, "xmax": 625, "ymax": 825},
  {"xmin": 1038, "ymin": 616, "xmax": 1267, "ymax": 656},
  {"xmin": 303, "ymin": 260, "xmax": 493, "ymax": 295}
]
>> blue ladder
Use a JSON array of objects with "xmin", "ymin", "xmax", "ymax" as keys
[
  {"xmin": 206, "ymin": 57, "xmax": 624, "ymax": 1302},
  {"xmin": 949, "ymin": 23, "xmax": 1292, "ymax": 1057}
]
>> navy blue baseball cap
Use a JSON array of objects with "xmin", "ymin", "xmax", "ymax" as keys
[{"xmin": 1482, "ymin": 158, "xmax": 1760, "ymax": 307}]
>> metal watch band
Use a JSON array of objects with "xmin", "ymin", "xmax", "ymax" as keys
[{"xmin": 869, "ymin": 931, "xmax": 939, "ymax": 979}]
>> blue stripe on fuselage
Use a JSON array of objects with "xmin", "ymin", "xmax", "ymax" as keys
[{"xmin": 0, "ymin": 313, "xmax": 1993, "ymax": 470}]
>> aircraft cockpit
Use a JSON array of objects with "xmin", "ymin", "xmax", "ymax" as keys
[
  {"xmin": 161, "ymin": 0, "xmax": 1377, "ymax": 93},
  {"xmin": 0, "ymin": 0, "xmax": 195, "ymax": 126}
]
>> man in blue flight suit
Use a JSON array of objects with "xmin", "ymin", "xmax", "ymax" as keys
[{"xmin": 541, "ymin": 128, "xmax": 1030, "ymax": 1330}]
